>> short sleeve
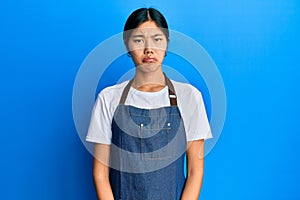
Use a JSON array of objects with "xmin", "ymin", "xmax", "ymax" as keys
[
  {"xmin": 189, "ymin": 88, "xmax": 212, "ymax": 141},
  {"xmin": 176, "ymin": 83, "xmax": 213, "ymax": 141},
  {"xmin": 86, "ymin": 92, "xmax": 112, "ymax": 144}
]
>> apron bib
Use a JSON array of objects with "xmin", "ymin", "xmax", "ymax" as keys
[{"xmin": 109, "ymin": 75, "xmax": 187, "ymax": 200}]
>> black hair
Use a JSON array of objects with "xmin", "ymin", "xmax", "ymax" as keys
[{"xmin": 123, "ymin": 8, "xmax": 169, "ymax": 48}]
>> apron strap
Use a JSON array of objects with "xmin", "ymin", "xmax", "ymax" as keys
[
  {"xmin": 164, "ymin": 73, "xmax": 177, "ymax": 106},
  {"xmin": 119, "ymin": 73, "xmax": 177, "ymax": 106},
  {"xmin": 119, "ymin": 79, "xmax": 133, "ymax": 105}
]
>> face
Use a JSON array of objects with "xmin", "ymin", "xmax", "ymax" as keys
[{"xmin": 126, "ymin": 21, "xmax": 168, "ymax": 73}]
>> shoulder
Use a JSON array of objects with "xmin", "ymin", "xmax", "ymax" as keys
[
  {"xmin": 97, "ymin": 81, "xmax": 129, "ymax": 100},
  {"xmin": 171, "ymin": 80, "xmax": 203, "ymax": 100}
]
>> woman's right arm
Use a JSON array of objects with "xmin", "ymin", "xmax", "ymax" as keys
[{"xmin": 93, "ymin": 143, "xmax": 114, "ymax": 200}]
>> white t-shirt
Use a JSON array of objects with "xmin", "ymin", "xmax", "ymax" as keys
[{"xmin": 86, "ymin": 80, "xmax": 212, "ymax": 144}]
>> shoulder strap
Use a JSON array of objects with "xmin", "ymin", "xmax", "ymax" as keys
[
  {"xmin": 119, "ymin": 79, "xmax": 133, "ymax": 105},
  {"xmin": 164, "ymin": 73, "xmax": 177, "ymax": 106},
  {"xmin": 119, "ymin": 73, "xmax": 177, "ymax": 106}
]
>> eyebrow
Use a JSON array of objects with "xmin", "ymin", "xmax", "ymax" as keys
[
  {"xmin": 131, "ymin": 33, "xmax": 164, "ymax": 38},
  {"xmin": 152, "ymin": 34, "xmax": 163, "ymax": 37},
  {"xmin": 131, "ymin": 34, "xmax": 144, "ymax": 38}
]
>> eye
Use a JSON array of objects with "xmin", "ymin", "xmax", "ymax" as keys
[
  {"xmin": 133, "ymin": 39, "xmax": 144, "ymax": 44},
  {"xmin": 154, "ymin": 38, "xmax": 162, "ymax": 42}
]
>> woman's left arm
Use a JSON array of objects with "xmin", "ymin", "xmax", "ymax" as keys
[{"xmin": 181, "ymin": 139, "xmax": 204, "ymax": 200}]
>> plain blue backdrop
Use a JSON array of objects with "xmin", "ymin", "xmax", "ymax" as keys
[{"xmin": 1, "ymin": 0, "xmax": 299, "ymax": 199}]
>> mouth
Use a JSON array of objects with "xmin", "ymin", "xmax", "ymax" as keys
[{"xmin": 142, "ymin": 57, "xmax": 157, "ymax": 63}]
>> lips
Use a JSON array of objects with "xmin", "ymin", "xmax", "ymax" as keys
[{"xmin": 142, "ymin": 57, "xmax": 157, "ymax": 63}]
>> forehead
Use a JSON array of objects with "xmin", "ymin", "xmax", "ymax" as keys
[{"xmin": 131, "ymin": 21, "xmax": 165, "ymax": 36}]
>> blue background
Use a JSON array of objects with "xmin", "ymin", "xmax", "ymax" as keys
[{"xmin": 1, "ymin": 0, "xmax": 299, "ymax": 199}]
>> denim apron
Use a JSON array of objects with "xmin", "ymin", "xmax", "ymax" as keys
[{"xmin": 109, "ymin": 75, "xmax": 187, "ymax": 200}]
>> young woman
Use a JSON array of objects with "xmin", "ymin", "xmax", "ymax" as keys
[{"xmin": 86, "ymin": 8, "xmax": 212, "ymax": 200}]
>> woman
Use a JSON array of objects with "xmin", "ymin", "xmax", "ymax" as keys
[{"xmin": 86, "ymin": 8, "xmax": 212, "ymax": 200}]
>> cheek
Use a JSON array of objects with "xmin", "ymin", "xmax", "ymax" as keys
[
  {"xmin": 127, "ymin": 41, "xmax": 144, "ymax": 53},
  {"xmin": 156, "ymin": 50, "xmax": 165, "ymax": 58},
  {"xmin": 156, "ymin": 43, "xmax": 168, "ymax": 54},
  {"xmin": 156, "ymin": 47, "xmax": 167, "ymax": 59},
  {"xmin": 130, "ymin": 51, "xmax": 143, "ymax": 65},
  {"xmin": 130, "ymin": 50, "xmax": 142, "ymax": 58}
]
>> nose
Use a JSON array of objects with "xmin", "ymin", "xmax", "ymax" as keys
[
  {"xmin": 144, "ymin": 38, "xmax": 153, "ymax": 55},
  {"xmin": 144, "ymin": 48, "xmax": 153, "ymax": 55}
]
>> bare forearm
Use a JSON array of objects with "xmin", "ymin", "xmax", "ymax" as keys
[
  {"xmin": 182, "ymin": 140, "xmax": 205, "ymax": 200},
  {"xmin": 93, "ymin": 176, "xmax": 114, "ymax": 200},
  {"xmin": 181, "ymin": 171, "xmax": 203, "ymax": 200},
  {"xmin": 93, "ymin": 144, "xmax": 114, "ymax": 200}
]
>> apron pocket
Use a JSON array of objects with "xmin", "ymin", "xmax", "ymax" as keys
[{"xmin": 141, "ymin": 123, "xmax": 172, "ymax": 160}]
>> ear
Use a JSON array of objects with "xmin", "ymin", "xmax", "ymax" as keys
[
  {"xmin": 124, "ymin": 39, "xmax": 129, "ymax": 50},
  {"xmin": 165, "ymin": 42, "xmax": 169, "ymax": 57},
  {"xmin": 124, "ymin": 39, "xmax": 131, "ymax": 55}
]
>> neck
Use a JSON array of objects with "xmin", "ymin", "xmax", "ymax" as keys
[{"xmin": 132, "ymin": 69, "xmax": 166, "ymax": 92}]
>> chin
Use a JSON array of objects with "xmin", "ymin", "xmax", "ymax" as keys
[{"xmin": 136, "ymin": 63, "xmax": 162, "ymax": 73}]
